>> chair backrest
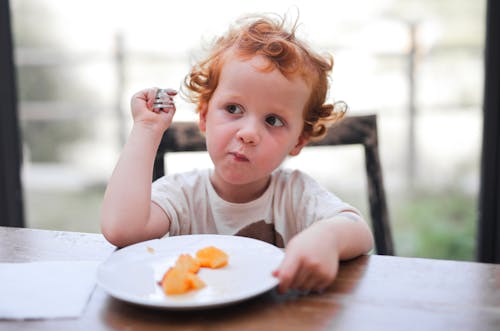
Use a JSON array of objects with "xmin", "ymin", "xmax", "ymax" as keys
[{"xmin": 153, "ymin": 115, "xmax": 395, "ymax": 255}]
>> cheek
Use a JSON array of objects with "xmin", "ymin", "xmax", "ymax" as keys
[{"xmin": 205, "ymin": 125, "xmax": 229, "ymax": 155}]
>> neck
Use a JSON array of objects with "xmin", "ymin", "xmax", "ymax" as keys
[{"xmin": 209, "ymin": 174, "xmax": 271, "ymax": 203}]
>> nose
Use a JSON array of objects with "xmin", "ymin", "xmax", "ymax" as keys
[{"xmin": 236, "ymin": 120, "xmax": 261, "ymax": 145}]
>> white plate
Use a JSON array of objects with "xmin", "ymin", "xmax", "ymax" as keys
[{"xmin": 97, "ymin": 235, "xmax": 284, "ymax": 310}]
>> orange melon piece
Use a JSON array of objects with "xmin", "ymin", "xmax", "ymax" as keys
[
  {"xmin": 160, "ymin": 267, "xmax": 206, "ymax": 295},
  {"xmin": 186, "ymin": 272, "xmax": 206, "ymax": 290},
  {"xmin": 175, "ymin": 254, "xmax": 200, "ymax": 274},
  {"xmin": 160, "ymin": 267, "xmax": 191, "ymax": 295},
  {"xmin": 196, "ymin": 246, "xmax": 228, "ymax": 269}
]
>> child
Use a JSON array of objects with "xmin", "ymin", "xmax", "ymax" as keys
[{"xmin": 100, "ymin": 13, "xmax": 374, "ymax": 294}]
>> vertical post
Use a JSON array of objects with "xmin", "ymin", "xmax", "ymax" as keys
[
  {"xmin": 478, "ymin": 0, "xmax": 500, "ymax": 263},
  {"xmin": 0, "ymin": 0, "xmax": 25, "ymax": 227},
  {"xmin": 114, "ymin": 32, "xmax": 127, "ymax": 148},
  {"xmin": 407, "ymin": 22, "xmax": 418, "ymax": 190}
]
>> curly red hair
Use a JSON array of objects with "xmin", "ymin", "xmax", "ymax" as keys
[{"xmin": 183, "ymin": 13, "xmax": 344, "ymax": 141}]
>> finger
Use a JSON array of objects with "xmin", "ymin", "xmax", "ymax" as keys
[
  {"xmin": 158, "ymin": 104, "xmax": 176, "ymax": 127},
  {"xmin": 166, "ymin": 88, "xmax": 178, "ymax": 96},
  {"xmin": 163, "ymin": 105, "xmax": 176, "ymax": 119},
  {"xmin": 147, "ymin": 87, "xmax": 159, "ymax": 111},
  {"xmin": 289, "ymin": 267, "xmax": 310, "ymax": 291},
  {"xmin": 275, "ymin": 256, "xmax": 301, "ymax": 294},
  {"xmin": 130, "ymin": 88, "xmax": 152, "ymax": 113},
  {"xmin": 154, "ymin": 88, "xmax": 177, "ymax": 113},
  {"xmin": 159, "ymin": 101, "xmax": 176, "ymax": 114},
  {"xmin": 298, "ymin": 273, "xmax": 322, "ymax": 293},
  {"xmin": 312, "ymin": 279, "xmax": 331, "ymax": 294},
  {"xmin": 308, "ymin": 268, "xmax": 337, "ymax": 294},
  {"xmin": 133, "ymin": 87, "xmax": 151, "ymax": 98}
]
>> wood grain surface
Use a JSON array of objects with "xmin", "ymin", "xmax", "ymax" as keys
[{"xmin": 1, "ymin": 226, "xmax": 498, "ymax": 331}]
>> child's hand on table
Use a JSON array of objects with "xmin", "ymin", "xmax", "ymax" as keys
[{"xmin": 272, "ymin": 222, "xmax": 340, "ymax": 294}]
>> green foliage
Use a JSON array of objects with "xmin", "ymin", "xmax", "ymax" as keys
[
  {"xmin": 21, "ymin": 120, "xmax": 89, "ymax": 162},
  {"xmin": 393, "ymin": 191, "xmax": 476, "ymax": 261},
  {"xmin": 25, "ymin": 186, "xmax": 104, "ymax": 233}
]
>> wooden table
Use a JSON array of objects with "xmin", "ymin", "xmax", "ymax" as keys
[{"xmin": 1, "ymin": 226, "xmax": 499, "ymax": 331}]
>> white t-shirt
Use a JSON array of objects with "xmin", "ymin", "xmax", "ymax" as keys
[{"xmin": 151, "ymin": 168, "xmax": 359, "ymax": 247}]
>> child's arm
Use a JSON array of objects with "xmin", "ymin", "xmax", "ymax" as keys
[
  {"xmin": 100, "ymin": 88, "xmax": 175, "ymax": 247},
  {"xmin": 273, "ymin": 212, "xmax": 374, "ymax": 293}
]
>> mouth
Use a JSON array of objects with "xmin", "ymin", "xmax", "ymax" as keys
[{"xmin": 229, "ymin": 151, "xmax": 249, "ymax": 162}]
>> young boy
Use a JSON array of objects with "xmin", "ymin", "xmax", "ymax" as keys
[{"xmin": 100, "ymin": 14, "xmax": 373, "ymax": 294}]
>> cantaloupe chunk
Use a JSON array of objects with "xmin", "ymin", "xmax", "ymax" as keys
[
  {"xmin": 186, "ymin": 272, "xmax": 206, "ymax": 290},
  {"xmin": 159, "ymin": 246, "xmax": 227, "ymax": 295},
  {"xmin": 160, "ymin": 266, "xmax": 205, "ymax": 295},
  {"xmin": 160, "ymin": 267, "xmax": 191, "ymax": 295},
  {"xmin": 175, "ymin": 254, "xmax": 200, "ymax": 274},
  {"xmin": 196, "ymin": 246, "xmax": 228, "ymax": 269}
]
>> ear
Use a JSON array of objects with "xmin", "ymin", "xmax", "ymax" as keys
[
  {"xmin": 289, "ymin": 134, "xmax": 309, "ymax": 156},
  {"xmin": 198, "ymin": 102, "xmax": 208, "ymax": 132}
]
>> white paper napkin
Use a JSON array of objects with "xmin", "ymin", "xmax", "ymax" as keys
[{"xmin": 0, "ymin": 261, "xmax": 100, "ymax": 320}]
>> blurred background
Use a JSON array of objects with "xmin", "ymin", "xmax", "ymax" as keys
[{"xmin": 10, "ymin": 0, "xmax": 486, "ymax": 260}]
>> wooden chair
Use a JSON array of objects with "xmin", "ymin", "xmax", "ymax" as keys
[{"xmin": 153, "ymin": 115, "xmax": 395, "ymax": 255}]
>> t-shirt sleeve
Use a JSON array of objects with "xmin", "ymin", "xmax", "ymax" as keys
[
  {"xmin": 151, "ymin": 173, "xmax": 191, "ymax": 235},
  {"xmin": 281, "ymin": 169, "xmax": 362, "ymax": 231}
]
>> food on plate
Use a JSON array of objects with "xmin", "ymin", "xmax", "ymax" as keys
[
  {"xmin": 196, "ymin": 246, "xmax": 229, "ymax": 268},
  {"xmin": 160, "ymin": 266, "xmax": 205, "ymax": 295},
  {"xmin": 175, "ymin": 253, "xmax": 201, "ymax": 273},
  {"xmin": 159, "ymin": 246, "xmax": 228, "ymax": 295}
]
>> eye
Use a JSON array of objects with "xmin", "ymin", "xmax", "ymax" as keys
[
  {"xmin": 226, "ymin": 104, "xmax": 243, "ymax": 114},
  {"xmin": 265, "ymin": 115, "xmax": 284, "ymax": 127}
]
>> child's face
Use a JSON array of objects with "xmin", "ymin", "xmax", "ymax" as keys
[{"xmin": 199, "ymin": 54, "xmax": 310, "ymax": 189}]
